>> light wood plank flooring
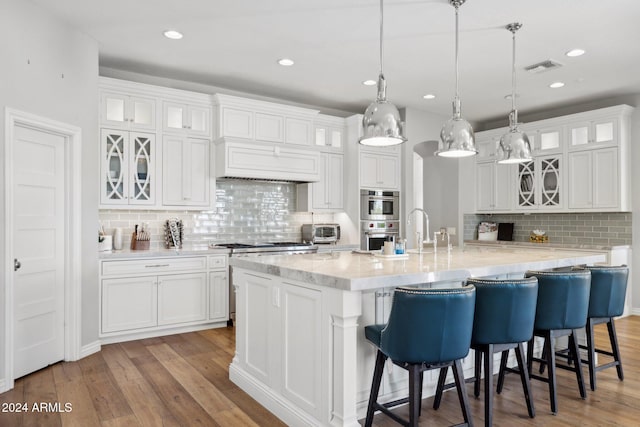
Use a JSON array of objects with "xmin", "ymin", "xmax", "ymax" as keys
[{"xmin": 1, "ymin": 316, "xmax": 639, "ymax": 426}]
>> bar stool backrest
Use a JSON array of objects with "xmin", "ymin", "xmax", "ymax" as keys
[
  {"xmin": 467, "ymin": 277, "xmax": 538, "ymax": 345},
  {"xmin": 583, "ymin": 265, "xmax": 628, "ymax": 318},
  {"xmin": 525, "ymin": 270, "xmax": 591, "ymax": 331},
  {"xmin": 380, "ymin": 286, "xmax": 476, "ymax": 364}
]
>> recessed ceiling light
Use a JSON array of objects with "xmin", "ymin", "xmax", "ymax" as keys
[
  {"xmin": 277, "ymin": 58, "xmax": 294, "ymax": 66},
  {"xmin": 549, "ymin": 82, "xmax": 565, "ymax": 88},
  {"xmin": 422, "ymin": 94, "xmax": 436, "ymax": 100},
  {"xmin": 163, "ymin": 30, "xmax": 183, "ymax": 40},
  {"xmin": 362, "ymin": 80, "xmax": 377, "ymax": 86},
  {"xmin": 566, "ymin": 48, "xmax": 585, "ymax": 57},
  {"xmin": 504, "ymin": 94, "xmax": 520, "ymax": 100}
]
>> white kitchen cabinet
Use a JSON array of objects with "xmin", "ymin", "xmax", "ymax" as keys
[
  {"xmin": 100, "ymin": 91, "xmax": 156, "ymax": 131},
  {"xmin": 527, "ymin": 125, "xmax": 563, "ymax": 155},
  {"xmin": 255, "ymin": 112, "xmax": 284, "ymax": 142},
  {"xmin": 100, "ymin": 255, "xmax": 228, "ymax": 341},
  {"xmin": 162, "ymin": 136, "xmax": 211, "ymax": 207},
  {"xmin": 567, "ymin": 117, "xmax": 617, "ymax": 150},
  {"xmin": 100, "ymin": 129, "xmax": 156, "ymax": 207},
  {"xmin": 569, "ymin": 147, "xmax": 619, "ymax": 209},
  {"xmin": 157, "ymin": 273, "xmax": 207, "ymax": 325},
  {"xmin": 208, "ymin": 254, "xmax": 229, "ymax": 322},
  {"xmin": 516, "ymin": 155, "xmax": 563, "ymax": 210},
  {"xmin": 360, "ymin": 148, "xmax": 400, "ymax": 190},
  {"xmin": 314, "ymin": 115, "xmax": 345, "ymax": 150},
  {"xmin": 298, "ymin": 152, "xmax": 344, "ymax": 211},
  {"xmin": 475, "ymin": 131, "xmax": 503, "ymax": 161},
  {"xmin": 476, "ymin": 161, "xmax": 514, "ymax": 212},
  {"xmin": 163, "ymin": 101, "xmax": 211, "ymax": 138},
  {"xmin": 102, "ymin": 276, "xmax": 157, "ymax": 333},
  {"xmin": 285, "ymin": 117, "xmax": 313, "ymax": 146}
]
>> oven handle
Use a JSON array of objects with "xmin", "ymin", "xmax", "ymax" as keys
[{"xmin": 364, "ymin": 231, "xmax": 399, "ymax": 236}]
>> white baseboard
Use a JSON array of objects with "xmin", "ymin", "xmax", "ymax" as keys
[
  {"xmin": 99, "ymin": 321, "xmax": 228, "ymax": 345},
  {"xmin": 0, "ymin": 378, "xmax": 7, "ymax": 393},
  {"xmin": 229, "ymin": 363, "xmax": 325, "ymax": 427},
  {"xmin": 631, "ymin": 308, "xmax": 640, "ymax": 316},
  {"xmin": 80, "ymin": 340, "xmax": 102, "ymax": 359}
]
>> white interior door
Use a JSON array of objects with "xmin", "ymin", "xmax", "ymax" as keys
[{"xmin": 12, "ymin": 124, "xmax": 65, "ymax": 379}]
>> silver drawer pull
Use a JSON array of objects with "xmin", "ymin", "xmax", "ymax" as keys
[{"xmin": 145, "ymin": 264, "xmax": 170, "ymax": 268}]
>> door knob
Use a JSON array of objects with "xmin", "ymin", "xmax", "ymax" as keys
[{"xmin": 14, "ymin": 258, "xmax": 21, "ymax": 271}]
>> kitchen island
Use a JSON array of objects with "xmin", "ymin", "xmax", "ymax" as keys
[{"xmin": 229, "ymin": 246, "xmax": 606, "ymax": 427}]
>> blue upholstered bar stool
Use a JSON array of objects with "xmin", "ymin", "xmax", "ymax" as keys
[
  {"xmin": 433, "ymin": 277, "xmax": 538, "ymax": 427},
  {"xmin": 363, "ymin": 286, "xmax": 476, "ymax": 427},
  {"xmin": 579, "ymin": 265, "xmax": 628, "ymax": 390},
  {"xmin": 517, "ymin": 269, "xmax": 591, "ymax": 414}
]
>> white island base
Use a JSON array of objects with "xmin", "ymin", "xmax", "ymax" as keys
[{"xmin": 229, "ymin": 247, "xmax": 606, "ymax": 426}]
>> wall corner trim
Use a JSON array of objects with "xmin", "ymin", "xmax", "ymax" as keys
[{"xmin": 80, "ymin": 341, "xmax": 102, "ymax": 359}]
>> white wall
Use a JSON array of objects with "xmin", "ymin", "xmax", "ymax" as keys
[
  {"xmin": 402, "ymin": 107, "xmax": 475, "ymax": 247},
  {"xmin": 0, "ymin": 0, "xmax": 99, "ymax": 380}
]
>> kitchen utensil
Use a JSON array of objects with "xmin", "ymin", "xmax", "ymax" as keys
[
  {"xmin": 113, "ymin": 227, "xmax": 123, "ymax": 250},
  {"xmin": 130, "ymin": 224, "xmax": 138, "ymax": 250}
]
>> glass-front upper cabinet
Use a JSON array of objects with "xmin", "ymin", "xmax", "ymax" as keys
[
  {"xmin": 516, "ymin": 155, "xmax": 562, "ymax": 210},
  {"xmin": 163, "ymin": 102, "xmax": 211, "ymax": 138},
  {"xmin": 101, "ymin": 129, "xmax": 155, "ymax": 207},
  {"xmin": 526, "ymin": 126, "xmax": 562, "ymax": 155},
  {"xmin": 567, "ymin": 117, "xmax": 617, "ymax": 149},
  {"xmin": 100, "ymin": 92, "xmax": 156, "ymax": 131}
]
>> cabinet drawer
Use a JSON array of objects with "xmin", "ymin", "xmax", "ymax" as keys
[
  {"xmin": 102, "ymin": 256, "xmax": 207, "ymax": 276},
  {"xmin": 208, "ymin": 255, "xmax": 228, "ymax": 269}
]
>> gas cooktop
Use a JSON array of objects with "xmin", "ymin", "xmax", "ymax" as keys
[{"xmin": 210, "ymin": 241, "xmax": 316, "ymax": 254}]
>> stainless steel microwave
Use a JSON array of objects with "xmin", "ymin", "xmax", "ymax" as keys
[
  {"xmin": 360, "ymin": 189, "xmax": 399, "ymax": 221},
  {"xmin": 302, "ymin": 223, "xmax": 341, "ymax": 244}
]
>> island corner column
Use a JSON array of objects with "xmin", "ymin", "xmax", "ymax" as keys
[{"xmin": 327, "ymin": 287, "xmax": 363, "ymax": 427}]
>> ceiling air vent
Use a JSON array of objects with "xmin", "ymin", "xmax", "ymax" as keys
[{"xmin": 524, "ymin": 60, "xmax": 562, "ymax": 74}]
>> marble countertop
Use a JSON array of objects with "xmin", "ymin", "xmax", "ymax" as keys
[
  {"xmin": 99, "ymin": 244, "xmax": 230, "ymax": 259},
  {"xmin": 230, "ymin": 246, "xmax": 607, "ymax": 292},
  {"xmin": 464, "ymin": 240, "xmax": 630, "ymax": 251}
]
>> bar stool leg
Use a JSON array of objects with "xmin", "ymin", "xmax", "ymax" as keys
[
  {"xmin": 433, "ymin": 366, "xmax": 448, "ymax": 410},
  {"xmin": 586, "ymin": 318, "xmax": 597, "ymax": 391},
  {"xmin": 365, "ymin": 350, "xmax": 387, "ymax": 427},
  {"xmin": 515, "ymin": 342, "xmax": 535, "ymax": 418},
  {"xmin": 409, "ymin": 364, "xmax": 420, "ymax": 427},
  {"xmin": 418, "ymin": 371, "xmax": 424, "ymax": 416},
  {"xmin": 453, "ymin": 359, "xmax": 474, "ymax": 427},
  {"xmin": 527, "ymin": 337, "xmax": 534, "ymax": 377},
  {"xmin": 483, "ymin": 344, "xmax": 494, "ymax": 427},
  {"xmin": 608, "ymin": 319, "xmax": 624, "ymax": 381},
  {"xmin": 496, "ymin": 350, "xmax": 509, "ymax": 394},
  {"xmin": 543, "ymin": 331, "xmax": 558, "ymax": 414},
  {"xmin": 474, "ymin": 349, "xmax": 482, "ymax": 398},
  {"xmin": 569, "ymin": 331, "xmax": 587, "ymax": 399}
]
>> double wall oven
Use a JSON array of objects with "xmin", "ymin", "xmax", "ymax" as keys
[
  {"xmin": 360, "ymin": 189, "xmax": 400, "ymax": 251},
  {"xmin": 211, "ymin": 242, "xmax": 318, "ymax": 323}
]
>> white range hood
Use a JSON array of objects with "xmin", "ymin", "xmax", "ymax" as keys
[{"xmin": 214, "ymin": 137, "xmax": 321, "ymax": 183}]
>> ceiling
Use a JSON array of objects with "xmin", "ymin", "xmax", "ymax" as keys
[{"xmin": 32, "ymin": 0, "xmax": 640, "ymax": 123}]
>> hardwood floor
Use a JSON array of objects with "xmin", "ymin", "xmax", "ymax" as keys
[{"xmin": 1, "ymin": 316, "xmax": 639, "ymax": 426}]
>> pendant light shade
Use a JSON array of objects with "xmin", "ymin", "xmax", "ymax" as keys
[
  {"xmin": 360, "ymin": 0, "xmax": 407, "ymax": 146},
  {"xmin": 436, "ymin": 0, "xmax": 476, "ymax": 158},
  {"xmin": 497, "ymin": 23, "xmax": 532, "ymax": 164}
]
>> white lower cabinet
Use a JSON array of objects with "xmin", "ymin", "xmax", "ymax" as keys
[
  {"xmin": 100, "ymin": 255, "xmax": 228, "ymax": 339},
  {"xmin": 102, "ymin": 276, "xmax": 157, "ymax": 333},
  {"xmin": 157, "ymin": 273, "xmax": 207, "ymax": 325}
]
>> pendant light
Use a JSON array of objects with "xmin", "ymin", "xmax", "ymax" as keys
[
  {"xmin": 360, "ymin": 0, "xmax": 407, "ymax": 146},
  {"xmin": 497, "ymin": 23, "xmax": 532, "ymax": 164},
  {"xmin": 436, "ymin": 0, "xmax": 477, "ymax": 158}
]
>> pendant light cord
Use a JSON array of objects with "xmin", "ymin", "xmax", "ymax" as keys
[
  {"xmin": 379, "ymin": 0, "xmax": 384, "ymax": 77},
  {"xmin": 454, "ymin": 4, "xmax": 460, "ymax": 101},
  {"xmin": 511, "ymin": 28, "xmax": 516, "ymax": 112}
]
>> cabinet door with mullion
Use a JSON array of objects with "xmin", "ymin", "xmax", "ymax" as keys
[
  {"xmin": 101, "ymin": 129, "xmax": 129, "ymax": 205},
  {"xmin": 128, "ymin": 132, "xmax": 155, "ymax": 205}
]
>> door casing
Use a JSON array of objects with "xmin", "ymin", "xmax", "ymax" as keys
[{"xmin": 3, "ymin": 108, "xmax": 82, "ymax": 392}]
